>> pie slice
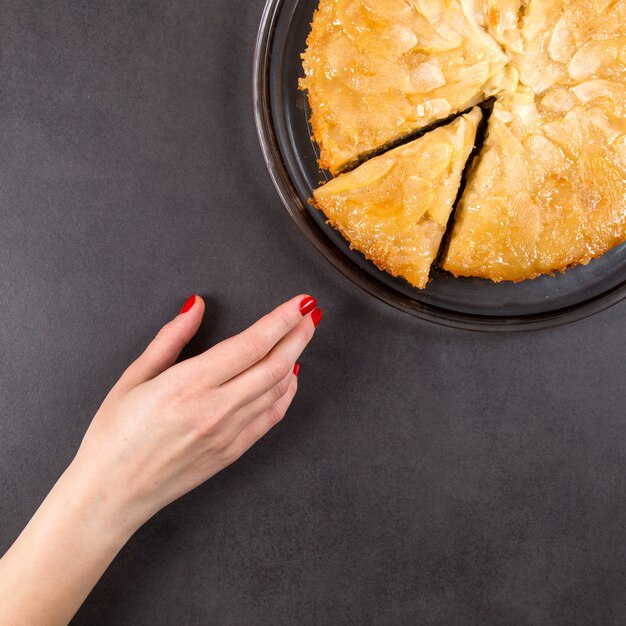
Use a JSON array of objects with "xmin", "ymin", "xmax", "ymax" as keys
[
  {"xmin": 300, "ymin": 0, "xmax": 506, "ymax": 174},
  {"xmin": 443, "ymin": 88, "xmax": 626, "ymax": 282},
  {"xmin": 313, "ymin": 108, "xmax": 482, "ymax": 288}
]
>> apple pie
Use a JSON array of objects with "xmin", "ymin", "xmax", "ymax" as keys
[
  {"xmin": 313, "ymin": 109, "xmax": 481, "ymax": 289},
  {"xmin": 301, "ymin": 0, "xmax": 626, "ymax": 286}
]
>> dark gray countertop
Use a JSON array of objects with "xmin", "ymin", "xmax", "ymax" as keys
[{"xmin": 0, "ymin": 2, "xmax": 624, "ymax": 624}]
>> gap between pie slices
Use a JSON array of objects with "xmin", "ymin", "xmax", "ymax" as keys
[{"xmin": 301, "ymin": 0, "xmax": 626, "ymax": 287}]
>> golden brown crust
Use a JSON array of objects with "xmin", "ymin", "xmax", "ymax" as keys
[
  {"xmin": 444, "ymin": 234, "xmax": 626, "ymax": 282},
  {"xmin": 312, "ymin": 199, "xmax": 418, "ymax": 281}
]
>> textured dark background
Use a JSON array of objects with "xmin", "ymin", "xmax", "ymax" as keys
[{"xmin": 0, "ymin": 1, "xmax": 625, "ymax": 624}]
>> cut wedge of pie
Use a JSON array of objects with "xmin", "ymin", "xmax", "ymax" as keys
[
  {"xmin": 443, "ymin": 88, "xmax": 626, "ymax": 281},
  {"xmin": 313, "ymin": 109, "xmax": 482, "ymax": 288},
  {"xmin": 301, "ymin": 0, "xmax": 626, "ymax": 286},
  {"xmin": 300, "ymin": 0, "xmax": 507, "ymax": 174}
]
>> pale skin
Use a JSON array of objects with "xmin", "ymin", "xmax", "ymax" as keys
[{"xmin": 0, "ymin": 294, "xmax": 322, "ymax": 626}]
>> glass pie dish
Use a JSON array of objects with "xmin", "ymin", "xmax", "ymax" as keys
[{"xmin": 253, "ymin": 0, "xmax": 626, "ymax": 332}]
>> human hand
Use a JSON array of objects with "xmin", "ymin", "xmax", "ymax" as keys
[
  {"xmin": 70, "ymin": 294, "xmax": 322, "ymax": 536},
  {"xmin": 0, "ymin": 295, "xmax": 322, "ymax": 626}
]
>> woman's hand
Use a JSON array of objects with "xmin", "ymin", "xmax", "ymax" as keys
[
  {"xmin": 75, "ymin": 293, "xmax": 322, "ymax": 531},
  {"xmin": 0, "ymin": 294, "xmax": 322, "ymax": 626}
]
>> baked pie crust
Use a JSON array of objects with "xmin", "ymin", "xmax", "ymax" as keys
[{"xmin": 302, "ymin": 0, "xmax": 626, "ymax": 286}]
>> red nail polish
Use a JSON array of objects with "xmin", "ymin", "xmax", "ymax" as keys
[
  {"xmin": 293, "ymin": 363, "xmax": 301, "ymax": 377},
  {"xmin": 311, "ymin": 308, "xmax": 323, "ymax": 328},
  {"xmin": 299, "ymin": 296, "xmax": 317, "ymax": 316},
  {"xmin": 180, "ymin": 295, "xmax": 196, "ymax": 314}
]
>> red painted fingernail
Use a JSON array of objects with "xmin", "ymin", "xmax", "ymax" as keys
[
  {"xmin": 180, "ymin": 295, "xmax": 196, "ymax": 314},
  {"xmin": 293, "ymin": 363, "xmax": 301, "ymax": 377},
  {"xmin": 311, "ymin": 308, "xmax": 323, "ymax": 328},
  {"xmin": 299, "ymin": 296, "xmax": 317, "ymax": 316}
]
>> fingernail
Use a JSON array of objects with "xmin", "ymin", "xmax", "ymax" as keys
[
  {"xmin": 299, "ymin": 296, "xmax": 317, "ymax": 316},
  {"xmin": 180, "ymin": 295, "xmax": 196, "ymax": 314},
  {"xmin": 293, "ymin": 363, "xmax": 301, "ymax": 377},
  {"xmin": 311, "ymin": 308, "xmax": 323, "ymax": 328}
]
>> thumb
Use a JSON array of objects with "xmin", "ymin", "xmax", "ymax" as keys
[{"xmin": 115, "ymin": 295, "xmax": 206, "ymax": 392}]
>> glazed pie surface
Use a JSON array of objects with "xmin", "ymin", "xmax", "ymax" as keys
[
  {"xmin": 301, "ymin": 0, "xmax": 626, "ymax": 286},
  {"xmin": 445, "ymin": 0, "xmax": 626, "ymax": 281},
  {"xmin": 314, "ymin": 109, "xmax": 481, "ymax": 288},
  {"xmin": 300, "ymin": 0, "xmax": 507, "ymax": 175},
  {"xmin": 443, "ymin": 86, "xmax": 626, "ymax": 281}
]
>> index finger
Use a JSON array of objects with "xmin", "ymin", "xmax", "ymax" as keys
[{"xmin": 190, "ymin": 294, "xmax": 317, "ymax": 386}]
